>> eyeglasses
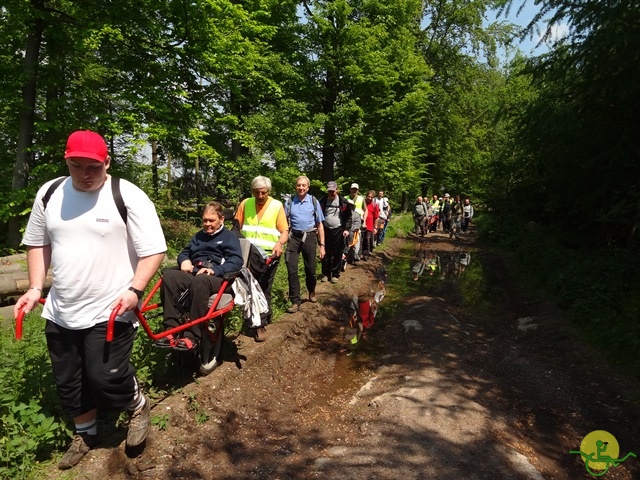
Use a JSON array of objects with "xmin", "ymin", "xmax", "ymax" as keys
[{"xmin": 253, "ymin": 190, "xmax": 268, "ymax": 196}]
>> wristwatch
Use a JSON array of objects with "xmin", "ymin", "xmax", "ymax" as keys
[{"xmin": 128, "ymin": 286, "xmax": 144, "ymax": 299}]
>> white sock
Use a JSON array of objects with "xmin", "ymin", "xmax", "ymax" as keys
[
  {"xmin": 75, "ymin": 420, "xmax": 97, "ymax": 436},
  {"xmin": 128, "ymin": 377, "xmax": 146, "ymax": 412}
]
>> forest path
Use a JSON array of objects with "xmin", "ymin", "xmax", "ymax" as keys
[{"xmin": 46, "ymin": 226, "xmax": 640, "ymax": 479}]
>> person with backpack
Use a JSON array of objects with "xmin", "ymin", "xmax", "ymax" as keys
[
  {"xmin": 462, "ymin": 198, "xmax": 474, "ymax": 233},
  {"xmin": 234, "ymin": 176, "xmax": 289, "ymax": 341},
  {"xmin": 413, "ymin": 196, "xmax": 428, "ymax": 235},
  {"xmin": 13, "ymin": 130, "xmax": 166, "ymax": 469},
  {"xmin": 319, "ymin": 181, "xmax": 352, "ymax": 283},
  {"xmin": 284, "ymin": 176, "xmax": 325, "ymax": 313},
  {"xmin": 450, "ymin": 194, "xmax": 464, "ymax": 239},
  {"xmin": 347, "ymin": 183, "xmax": 365, "ymax": 262},
  {"xmin": 441, "ymin": 193, "xmax": 452, "ymax": 233}
]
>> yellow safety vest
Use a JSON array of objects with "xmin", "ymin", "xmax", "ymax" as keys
[
  {"xmin": 240, "ymin": 197, "xmax": 282, "ymax": 253},
  {"xmin": 351, "ymin": 195, "xmax": 365, "ymax": 217}
]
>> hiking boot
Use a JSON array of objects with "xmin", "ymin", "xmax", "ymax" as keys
[
  {"xmin": 309, "ymin": 292, "xmax": 317, "ymax": 303},
  {"xmin": 255, "ymin": 327, "xmax": 267, "ymax": 342},
  {"xmin": 127, "ymin": 395, "xmax": 150, "ymax": 448},
  {"xmin": 58, "ymin": 433, "xmax": 98, "ymax": 470},
  {"xmin": 287, "ymin": 304, "xmax": 300, "ymax": 313},
  {"xmin": 320, "ymin": 276, "xmax": 328, "ymax": 283},
  {"xmin": 330, "ymin": 277, "xmax": 339, "ymax": 284}
]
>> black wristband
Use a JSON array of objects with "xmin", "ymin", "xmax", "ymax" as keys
[{"xmin": 128, "ymin": 286, "xmax": 144, "ymax": 299}]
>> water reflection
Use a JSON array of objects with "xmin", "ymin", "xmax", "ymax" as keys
[
  {"xmin": 342, "ymin": 268, "xmax": 387, "ymax": 350},
  {"xmin": 411, "ymin": 239, "xmax": 471, "ymax": 283},
  {"xmin": 411, "ymin": 239, "xmax": 439, "ymax": 281}
]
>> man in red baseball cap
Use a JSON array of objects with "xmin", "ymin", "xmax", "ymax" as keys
[
  {"xmin": 64, "ymin": 130, "xmax": 109, "ymax": 162},
  {"xmin": 15, "ymin": 130, "xmax": 167, "ymax": 469},
  {"xmin": 63, "ymin": 130, "xmax": 111, "ymax": 192}
]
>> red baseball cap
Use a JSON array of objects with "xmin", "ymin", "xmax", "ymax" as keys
[{"xmin": 64, "ymin": 130, "xmax": 109, "ymax": 162}]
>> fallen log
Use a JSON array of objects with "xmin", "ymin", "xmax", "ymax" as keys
[
  {"xmin": 0, "ymin": 253, "xmax": 27, "ymax": 265},
  {"xmin": 0, "ymin": 263, "xmax": 28, "ymax": 274},
  {"xmin": 0, "ymin": 253, "xmax": 28, "ymax": 275},
  {"xmin": 0, "ymin": 272, "xmax": 53, "ymax": 297}
]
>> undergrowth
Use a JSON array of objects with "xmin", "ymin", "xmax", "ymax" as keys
[
  {"xmin": 477, "ymin": 213, "xmax": 640, "ymax": 376},
  {"xmin": 0, "ymin": 309, "xmax": 69, "ymax": 480}
]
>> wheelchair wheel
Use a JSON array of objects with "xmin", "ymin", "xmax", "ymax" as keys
[{"xmin": 198, "ymin": 317, "xmax": 224, "ymax": 376}]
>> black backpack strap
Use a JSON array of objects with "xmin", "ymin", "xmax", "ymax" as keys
[
  {"xmin": 110, "ymin": 177, "xmax": 127, "ymax": 225},
  {"xmin": 286, "ymin": 197, "xmax": 292, "ymax": 227},
  {"xmin": 41, "ymin": 175, "xmax": 127, "ymax": 225},
  {"xmin": 286, "ymin": 194, "xmax": 318, "ymax": 226},
  {"xmin": 42, "ymin": 177, "xmax": 67, "ymax": 209},
  {"xmin": 311, "ymin": 195, "xmax": 318, "ymax": 224}
]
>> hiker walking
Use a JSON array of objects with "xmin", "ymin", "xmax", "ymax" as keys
[
  {"xmin": 441, "ymin": 193, "xmax": 452, "ymax": 233},
  {"xmin": 235, "ymin": 176, "xmax": 289, "ymax": 342},
  {"xmin": 362, "ymin": 190, "xmax": 379, "ymax": 260},
  {"xmin": 319, "ymin": 181, "xmax": 352, "ymax": 283},
  {"xmin": 450, "ymin": 195, "xmax": 464, "ymax": 239},
  {"xmin": 374, "ymin": 190, "xmax": 391, "ymax": 244},
  {"xmin": 347, "ymin": 183, "xmax": 365, "ymax": 262},
  {"xmin": 413, "ymin": 196, "xmax": 428, "ymax": 235},
  {"xmin": 462, "ymin": 198, "xmax": 474, "ymax": 233},
  {"xmin": 14, "ymin": 130, "xmax": 166, "ymax": 469},
  {"xmin": 284, "ymin": 175, "xmax": 325, "ymax": 312}
]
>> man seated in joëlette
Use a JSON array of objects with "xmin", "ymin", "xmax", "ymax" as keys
[{"xmin": 156, "ymin": 201, "xmax": 243, "ymax": 351}]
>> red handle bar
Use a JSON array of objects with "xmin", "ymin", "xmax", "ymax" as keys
[
  {"xmin": 16, "ymin": 300, "xmax": 127, "ymax": 342},
  {"xmin": 15, "ymin": 298, "xmax": 46, "ymax": 340}
]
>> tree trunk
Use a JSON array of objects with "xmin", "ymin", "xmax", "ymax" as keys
[
  {"xmin": 0, "ymin": 271, "xmax": 53, "ymax": 297},
  {"xmin": 401, "ymin": 191, "xmax": 408, "ymax": 212},
  {"xmin": 166, "ymin": 151, "xmax": 172, "ymax": 201},
  {"xmin": 151, "ymin": 139, "xmax": 159, "ymax": 197},
  {"xmin": 9, "ymin": 6, "xmax": 44, "ymax": 249},
  {"xmin": 321, "ymin": 67, "xmax": 337, "ymax": 181}
]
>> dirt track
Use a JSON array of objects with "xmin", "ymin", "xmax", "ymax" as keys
[{"xmin": 45, "ymin": 227, "xmax": 640, "ymax": 479}]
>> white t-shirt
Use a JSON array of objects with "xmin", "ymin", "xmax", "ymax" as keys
[
  {"xmin": 22, "ymin": 176, "xmax": 167, "ymax": 329},
  {"xmin": 374, "ymin": 197, "xmax": 389, "ymax": 220}
]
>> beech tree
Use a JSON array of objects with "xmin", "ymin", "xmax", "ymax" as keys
[{"xmin": 294, "ymin": 0, "xmax": 432, "ymax": 192}]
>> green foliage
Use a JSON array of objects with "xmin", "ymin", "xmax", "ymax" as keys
[
  {"xmin": 385, "ymin": 213, "xmax": 414, "ymax": 239},
  {"xmin": 186, "ymin": 392, "xmax": 209, "ymax": 425},
  {"xmin": 151, "ymin": 414, "xmax": 170, "ymax": 431},
  {"xmin": 269, "ymin": 258, "xmax": 292, "ymax": 317},
  {"xmin": 482, "ymin": 213, "xmax": 640, "ymax": 375},
  {"xmin": 456, "ymin": 257, "xmax": 496, "ymax": 317},
  {"xmin": 160, "ymin": 217, "xmax": 200, "ymax": 259},
  {"xmin": 492, "ymin": 1, "xmax": 640, "ymax": 247},
  {"xmin": 0, "ymin": 312, "xmax": 69, "ymax": 479}
]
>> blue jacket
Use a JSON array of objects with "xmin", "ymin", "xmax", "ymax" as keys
[{"xmin": 177, "ymin": 227, "xmax": 244, "ymax": 277}]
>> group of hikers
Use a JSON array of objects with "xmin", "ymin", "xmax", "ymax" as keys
[
  {"xmin": 12, "ymin": 130, "xmax": 392, "ymax": 470},
  {"xmin": 413, "ymin": 193, "xmax": 474, "ymax": 240}
]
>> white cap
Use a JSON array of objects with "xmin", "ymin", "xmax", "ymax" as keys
[
  {"xmin": 444, "ymin": 193, "xmax": 450, "ymax": 198},
  {"xmin": 350, "ymin": 183, "xmax": 359, "ymax": 189}
]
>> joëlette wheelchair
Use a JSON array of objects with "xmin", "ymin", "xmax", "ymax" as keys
[{"xmin": 16, "ymin": 237, "xmax": 253, "ymax": 377}]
